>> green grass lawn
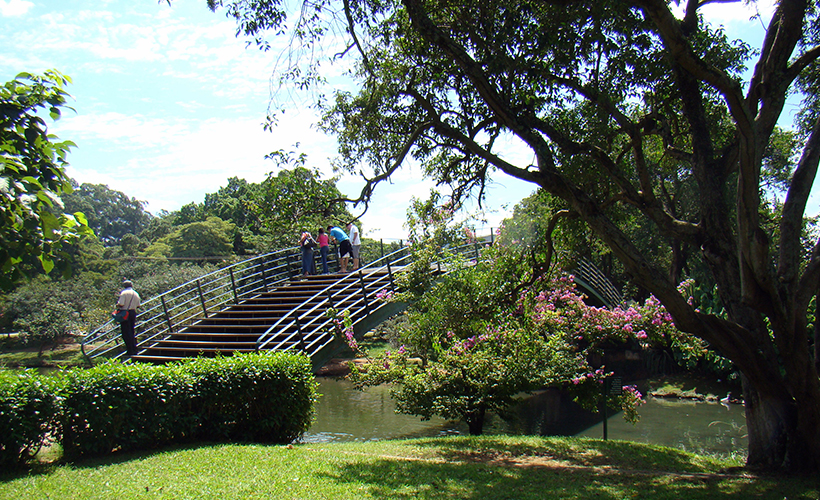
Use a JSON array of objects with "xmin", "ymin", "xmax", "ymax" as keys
[
  {"xmin": 1, "ymin": 436, "xmax": 817, "ymax": 499},
  {"xmin": 0, "ymin": 340, "xmax": 87, "ymax": 369}
]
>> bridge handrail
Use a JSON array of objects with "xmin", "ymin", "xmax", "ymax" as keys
[
  {"xmin": 80, "ymin": 237, "xmax": 488, "ymax": 361},
  {"xmin": 255, "ymin": 247, "xmax": 411, "ymax": 352},
  {"xmin": 255, "ymin": 241, "xmax": 485, "ymax": 355},
  {"xmin": 80, "ymin": 245, "xmax": 325, "ymax": 360}
]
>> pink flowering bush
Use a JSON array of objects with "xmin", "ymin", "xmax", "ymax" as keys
[
  {"xmin": 349, "ymin": 323, "xmax": 585, "ymax": 435},
  {"xmin": 346, "ymin": 240, "xmax": 669, "ymax": 433}
]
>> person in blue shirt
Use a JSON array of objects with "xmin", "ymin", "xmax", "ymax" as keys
[{"xmin": 327, "ymin": 225, "xmax": 353, "ymax": 273}]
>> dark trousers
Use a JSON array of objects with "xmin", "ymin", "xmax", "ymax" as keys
[
  {"xmin": 120, "ymin": 310, "xmax": 138, "ymax": 355},
  {"xmin": 301, "ymin": 247, "xmax": 315, "ymax": 275},
  {"xmin": 320, "ymin": 246, "xmax": 329, "ymax": 274}
]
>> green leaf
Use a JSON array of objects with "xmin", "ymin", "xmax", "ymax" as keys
[
  {"xmin": 72, "ymin": 211, "xmax": 88, "ymax": 226},
  {"xmin": 38, "ymin": 254, "xmax": 54, "ymax": 273}
]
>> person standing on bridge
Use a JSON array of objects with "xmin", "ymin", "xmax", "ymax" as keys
[
  {"xmin": 117, "ymin": 280, "xmax": 141, "ymax": 356},
  {"xmin": 300, "ymin": 231, "xmax": 317, "ymax": 277},
  {"xmin": 346, "ymin": 221, "xmax": 361, "ymax": 271},
  {"xmin": 327, "ymin": 225, "xmax": 353, "ymax": 273},
  {"xmin": 317, "ymin": 227, "xmax": 330, "ymax": 274}
]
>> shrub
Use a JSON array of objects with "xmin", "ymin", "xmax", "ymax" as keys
[
  {"xmin": 186, "ymin": 352, "xmax": 318, "ymax": 443},
  {"xmin": 0, "ymin": 370, "xmax": 61, "ymax": 467},
  {"xmin": 60, "ymin": 362, "xmax": 192, "ymax": 459},
  {"xmin": 59, "ymin": 352, "xmax": 317, "ymax": 459}
]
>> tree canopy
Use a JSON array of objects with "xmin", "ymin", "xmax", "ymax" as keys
[
  {"xmin": 0, "ymin": 71, "xmax": 93, "ymax": 290},
  {"xmin": 205, "ymin": 0, "xmax": 820, "ymax": 472},
  {"xmin": 61, "ymin": 182, "xmax": 152, "ymax": 246}
]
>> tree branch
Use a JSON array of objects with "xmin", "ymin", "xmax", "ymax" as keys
[{"xmin": 778, "ymin": 114, "xmax": 820, "ymax": 286}]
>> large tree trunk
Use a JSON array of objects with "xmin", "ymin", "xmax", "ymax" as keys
[
  {"xmin": 465, "ymin": 406, "xmax": 486, "ymax": 435},
  {"xmin": 743, "ymin": 375, "xmax": 820, "ymax": 472},
  {"xmin": 741, "ymin": 375, "xmax": 793, "ymax": 469}
]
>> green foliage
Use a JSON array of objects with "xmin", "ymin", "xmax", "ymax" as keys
[
  {"xmin": 359, "ymin": 237, "xmax": 403, "ymax": 267},
  {"xmin": 59, "ymin": 352, "xmax": 317, "ymax": 460},
  {"xmin": 184, "ymin": 353, "xmax": 318, "ymax": 443},
  {"xmin": 0, "ymin": 71, "xmax": 93, "ymax": 289},
  {"xmin": 202, "ymin": 176, "xmax": 261, "ymax": 232},
  {"xmin": 0, "ymin": 370, "xmax": 61, "ymax": 467},
  {"xmin": 254, "ymin": 165, "xmax": 353, "ymax": 249},
  {"xmin": 405, "ymin": 190, "xmax": 477, "ymax": 248},
  {"xmin": 391, "ymin": 245, "xmax": 523, "ymax": 360},
  {"xmin": 349, "ymin": 241, "xmax": 665, "ymax": 434},
  {"xmin": 361, "ymin": 327, "xmax": 578, "ymax": 435},
  {"xmin": 60, "ymin": 362, "xmax": 192, "ymax": 459},
  {"xmin": 1, "ymin": 276, "xmax": 96, "ymax": 348},
  {"xmin": 156, "ymin": 216, "xmax": 235, "ymax": 259},
  {"xmin": 61, "ymin": 182, "xmax": 152, "ymax": 246}
]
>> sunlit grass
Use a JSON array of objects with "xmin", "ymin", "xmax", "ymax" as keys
[
  {"xmin": 0, "ymin": 340, "xmax": 86, "ymax": 368},
  {"xmin": 2, "ymin": 436, "xmax": 816, "ymax": 500}
]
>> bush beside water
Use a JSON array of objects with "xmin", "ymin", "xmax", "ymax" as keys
[{"xmin": 0, "ymin": 352, "xmax": 317, "ymax": 465}]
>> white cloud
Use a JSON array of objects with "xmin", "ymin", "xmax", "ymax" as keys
[
  {"xmin": 0, "ymin": 0, "xmax": 33, "ymax": 17},
  {"xmin": 57, "ymin": 112, "xmax": 188, "ymax": 149},
  {"xmin": 671, "ymin": 0, "xmax": 776, "ymax": 25}
]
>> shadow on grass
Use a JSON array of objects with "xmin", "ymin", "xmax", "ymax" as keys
[
  {"xmin": 316, "ymin": 452, "xmax": 814, "ymax": 500},
  {"xmin": 318, "ymin": 436, "xmax": 820, "ymax": 500},
  {"xmin": 406, "ymin": 436, "xmax": 714, "ymax": 472},
  {"xmin": 0, "ymin": 441, "xmax": 219, "ymax": 483}
]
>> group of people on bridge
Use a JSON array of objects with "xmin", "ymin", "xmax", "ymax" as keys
[{"xmin": 300, "ymin": 222, "xmax": 361, "ymax": 277}]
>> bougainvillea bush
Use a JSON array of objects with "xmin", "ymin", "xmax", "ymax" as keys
[{"xmin": 343, "ymin": 241, "xmax": 696, "ymax": 434}]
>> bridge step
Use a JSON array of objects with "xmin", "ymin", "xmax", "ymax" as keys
[{"xmin": 134, "ymin": 271, "xmax": 393, "ymax": 363}]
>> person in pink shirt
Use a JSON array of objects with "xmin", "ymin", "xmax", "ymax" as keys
[{"xmin": 317, "ymin": 227, "xmax": 330, "ymax": 274}]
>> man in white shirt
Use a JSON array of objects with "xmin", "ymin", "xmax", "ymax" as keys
[
  {"xmin": 346, "ymin": 221, "xmax": 361, "ymax": 270},
  {"xmin": 117, "ymin": 279, "xmax": 141, "ymax": 356}
]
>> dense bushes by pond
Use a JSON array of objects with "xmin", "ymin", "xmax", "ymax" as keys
[{"xmin": 0, "ymin": 352, "xmax": 318, "ymax": 467}]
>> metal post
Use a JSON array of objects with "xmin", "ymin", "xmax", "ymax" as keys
[
  {"xmin": 261, "ymin": 261, "xmax": 269, "ymax": 291},
  {"xmin": 474, "ymin": 242, "xmax": 480, "ymax": 261},
  {"xmin": 228, "ymin": 267, "xmax": 239, "ymax": 304},
  {"xmin": 490, "ymin": 228, "xmax": 494, "ymax": 245},
  {"xmin": 160, "ymin": 295, "xmax": 174, "ymax": 333},
  {"xmin": 387, "ymin": 260, "xmax": 395, "ymax": 288},
  {"xmin": 286, "ymin": 254, "xmax": 293, "ymax": 279},
  {"xmin": 359, "ymin": 269, "xmax": 371, "ymax": 315},
  {"xmin": 295, "ymin": 313, "xmax": 306, "ymax": 352},
  {"xmin": 196, "ymin": 280, "xmax": 209, "ymax": 318},
  {"xmin": 380, "ymin": 239, "xmax": 384, "ymax": 259}
]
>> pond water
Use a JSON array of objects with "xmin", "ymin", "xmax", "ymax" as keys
[{"xmin": 303, "ymin": 377, "xmax": 747, "ymax": 458}]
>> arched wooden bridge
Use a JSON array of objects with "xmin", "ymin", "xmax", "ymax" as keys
[{"xmin": 81, "ymin": 242, "xmax": 619, "ymax": 372}]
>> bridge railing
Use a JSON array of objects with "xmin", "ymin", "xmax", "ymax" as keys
[
  {"xmin": 255, "ymin": 247, "xmax": 413, "ymax": 356},
  {"xmin": 81, "ymin": 238, "xmax": 488, "ymax": 361},
  {"xmin": 255, "ymin": 241, "xmax": 487, "ymax": 357},
  {"xmin": 80, "ymin": 246, "xmax": 338, "ymax": 360}
]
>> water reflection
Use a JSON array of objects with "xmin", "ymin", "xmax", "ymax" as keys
[
  {"xmin": 577, "ymin": 397, "xmax": 747, "ymax": 456},
  {"xmin": 303, "ymin": 378, "xmax": 463, "ymax": 442},
  {"xmin": 304, "ymin": 377, "xmax": 747, "ymax": 457}
]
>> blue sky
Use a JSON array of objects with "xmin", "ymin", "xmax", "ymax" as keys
[{"xmin": 1, "ymin": 0, "xmax": 809, "ymax": 240}]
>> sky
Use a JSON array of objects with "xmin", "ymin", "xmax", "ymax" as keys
[{"xmin": 0, "ymin": 0, "xmax": 808, "ymax": 241}]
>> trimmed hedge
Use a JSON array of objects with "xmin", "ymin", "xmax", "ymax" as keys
[
  {"xmin": 0, "ymin": 370, "xmax": 61, "ymax": 467},
  {"xmin": 185, "ymin": 354, "xmax": 317, "ymax": 443},
  {"xmin": 0, "ymin": 351, "xmax": 318, "ymax": 463},
  {"xmin": 60, "ymin": 362, "xmax": 193, "ymax": 459}
]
